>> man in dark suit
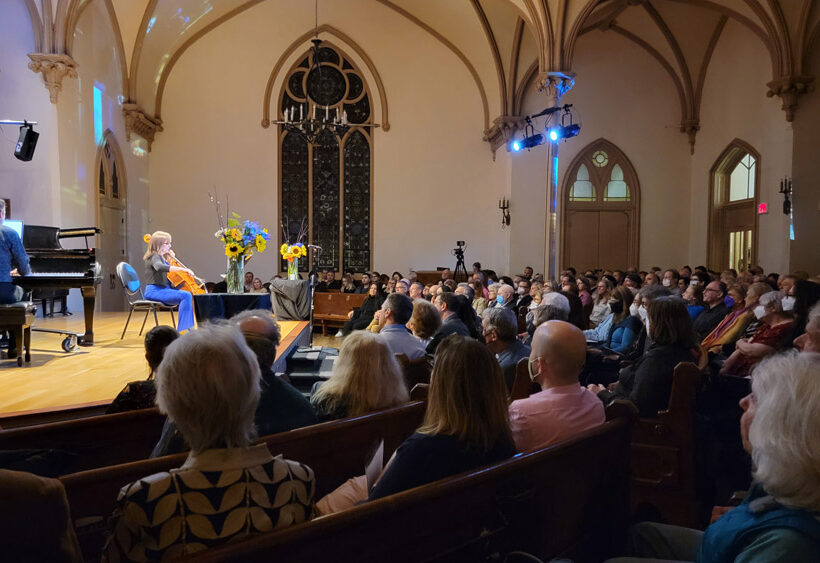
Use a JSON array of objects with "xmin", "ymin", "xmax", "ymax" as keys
[
  {"xmin": 515, "ymin": 278, "xmax": 533, "ymax": 310},
  {"xmin": 426, "ymin": 292, "xmax": 470, "ymax": 354}
]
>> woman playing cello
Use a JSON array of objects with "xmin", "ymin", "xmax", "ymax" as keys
[{"xmin": 143, "ymin": 231, "xmax": 195, "ymax": 332}]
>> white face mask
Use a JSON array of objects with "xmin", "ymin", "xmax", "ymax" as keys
[
  {"xmin": 638, "ymin": 305, "xmax": 648, "ymax": 321},
  {"xmin": 518, "ymin": 287, "xmax": 527, "ymax": 295},
  {"xmin": 753, "ymin": 305, "xmax": 766, "ymax": 320},
  {"xmin": 782, "ymin": 296, "xmax": 796, "ymax": 311},
  {"xmin": 629, "ymin": 303, "xmax": 639, "ymax": 317},
  {"xmin": 662, "ymin": 278, "xmax": 672, "ymax": 287}
]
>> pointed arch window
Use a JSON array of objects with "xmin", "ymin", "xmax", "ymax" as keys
[
  {"xmin": 279, "ymin": 44, "xmax": 373, "ymax": 273},
  {"xmin": 569, "ymin": 164, "xmax": 596, "ymax": 201}
]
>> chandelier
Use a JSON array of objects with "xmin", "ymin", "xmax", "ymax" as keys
[{"xmin": 271, "ymin": 0, "xmax": 378, "ymax": 145}]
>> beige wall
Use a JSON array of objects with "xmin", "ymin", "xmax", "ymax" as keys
[
  {"xmin": 692, "ymin": 20, "xmax": 792, "ymax": 275},
  {"xmin": 148, "ymin": 0, "xmax": 510, "ymax": 282}
]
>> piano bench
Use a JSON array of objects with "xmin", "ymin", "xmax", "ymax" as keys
[{"xmin": 0, "ymin": 303, "xmax": 36, "ymax": 366}]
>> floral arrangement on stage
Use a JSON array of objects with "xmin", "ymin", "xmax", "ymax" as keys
[
  {"xmin": 209, "ymin": 192, "xmax": 271, "ymax": 293},
  {"xmin": 280, "ymin": 217, "xmax": 308, "ymax": 280}
]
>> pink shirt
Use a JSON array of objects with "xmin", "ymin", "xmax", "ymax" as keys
[{"xmin": 509, "ymin": 383, "xmax": 605, "ymax": 452}]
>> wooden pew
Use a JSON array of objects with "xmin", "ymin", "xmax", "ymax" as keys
[
  {"xmin": 62, "ymin": 401, "xmax": 426, "ymax": 561},
  {"xmin": 188, "ymin": 414, "xmax": 634, "ymax": 562},
  {"xmin": 312, "ymin": 293, "xmax": 367, "ymax": 335},
  {"xmin": 629, "ymin": 362, "xmax": 705, "ymax": 528},
  {"xmin": 0, "ymin": 407, "xmax": 164, "ymax": 473}
]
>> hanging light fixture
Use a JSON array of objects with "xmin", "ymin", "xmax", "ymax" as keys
[{"xmin": 271, "ymin": 0, "xmax": 378, "ymax": 145}]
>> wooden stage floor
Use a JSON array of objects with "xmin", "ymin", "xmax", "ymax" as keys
[{"xmin": 0, "ymin": 312, "xmax": 308, "ymax": 418}]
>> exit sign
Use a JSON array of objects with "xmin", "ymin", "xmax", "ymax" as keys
[{"xmin": 758, "ymin": 202, "xmax": 768, "ymax": 214}]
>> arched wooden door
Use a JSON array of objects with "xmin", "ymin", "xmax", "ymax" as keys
[{"xmin": 561, "ymin": 139, "xmax": 640, "ymax": 271}]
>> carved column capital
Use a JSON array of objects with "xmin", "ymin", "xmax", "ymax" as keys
[
  {"xmin": 679, "ymin": 120, "xmax": 700, "ymax": 155},
  {"xmin": 484, "ymin": 115, "xmax": 526, "ymax": 155},
  {"xmin": 122, "ymin": 103, "xmax": 163, "ymax": 151},
  {"xmin": 766, "ymin": 75, "xmax": 815, "ymax": 121},
  {"xmin": 27, "ymin": 53, "xmax": 78, "ymax": 104},
  {"xmin": 536, "ymin": 71, "xmax": 576, "ymax": 106}
]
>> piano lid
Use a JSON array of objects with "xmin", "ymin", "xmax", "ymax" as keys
[
  {"xmin": 23, "ymin": 225, "xmax": 100, "ymax": 250},
  {"xmin": 59, "ymin": 227, "xmax": 101, "ymax": 238}
]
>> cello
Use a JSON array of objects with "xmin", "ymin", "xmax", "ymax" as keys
[{"xmin": 165, "ymin": 251, "xmax": 206, "ymax": 295}]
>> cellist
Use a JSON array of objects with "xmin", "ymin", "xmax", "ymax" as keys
[{"xmin": 143, "ymin": 231, "xmax": 195, "ymax": 332}]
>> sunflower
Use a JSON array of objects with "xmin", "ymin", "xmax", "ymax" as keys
[
  {"xmin": 225, "ymin": 243, "xmax": 244, "ymax": 258},
  {"xmin": 230, "ymin": 228, "xmax": 242, "ymax": 241},
  {"xmin": 280, "ymin": 243, "xmax": 289, "ymax": 256},
  {"xmin": 300, "ymin": 245, "xmax": 308, "ymax": 257},
  {"xmin": 143, "ymin": 233, "xmax": 151, "ymax": 244},
  {"xmin": 255, "ymin": 235, "xmax": 267, "ymax": 252}
]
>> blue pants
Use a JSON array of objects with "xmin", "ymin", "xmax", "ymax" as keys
[{"xmin": 144, "ymin": 284, "xmax": 194, "ymax": 332}]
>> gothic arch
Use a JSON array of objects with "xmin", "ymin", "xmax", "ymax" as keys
[
  {"xmin": 707, "ymin": 139, "xmax": 760, "ymax": 271},
  {"xmin": 560, "ymin": 138, "xmax": 641, "ymax": 270}
]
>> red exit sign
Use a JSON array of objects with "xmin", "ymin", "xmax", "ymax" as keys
[{"xmin": 758, "ymin": 202, "xmax": 768, "ymax": 214}]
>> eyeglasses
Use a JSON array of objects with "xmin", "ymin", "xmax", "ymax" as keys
[{"xmin": 703, "ymin": 287, "xmax": 721, "ymax": 293}]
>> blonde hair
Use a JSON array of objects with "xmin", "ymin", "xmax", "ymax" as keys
[
  {"xmin": 312, "ymin": 331, "xmax": 407, "ymax": 417},
  {"xmin": 749, "ymin": 351, "xmax": 820, "ymax": 511},
  {"xmin": 155, "ymin": 324, "xmax": 261, "ymax": 453},
  {"xmin": 143, "ymin": 230, "xmax": 171, "ymax": 260},
  {"xmin": 419, "ymin": 335, "xmax": 513, "ymax": 452},
  {"xmin": 409, "ymin": 299, "xmax": 441, "ymax": 339}
]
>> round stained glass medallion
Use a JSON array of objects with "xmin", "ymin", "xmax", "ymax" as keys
[{"xmin": 592, "ymin": 150, "xmax": 609, "ymax": 168}]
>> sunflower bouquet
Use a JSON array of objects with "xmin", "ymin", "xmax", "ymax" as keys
[
  {"xmin": 280, "ymin": 216, "xmax": 308, "ymax": 279},
  {"xmin": 211, "ymin": 200, "xmax": 271, "ymax": 292}
]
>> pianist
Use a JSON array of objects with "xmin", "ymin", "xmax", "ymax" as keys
[
  {"xmin": 0, "ymin": 200, "xmax": 30, "ymax": 304},
  {"xmin": 144, "ymin": 231, "xmax": 195, "ymax": 332}
]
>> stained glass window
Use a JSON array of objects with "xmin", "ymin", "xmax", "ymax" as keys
[
  {"xmin": 604, "ymin": 164, "xmax": 630, "ymax": 201},
  {"xmin": 569, "ymin": 164, "xmax": 596, "ymax": 201},
  {"xmin": 729, "ymin": 154, "xmax": 755, "ymax": 202},
  {"xmin": 279, "ymin": 44, "xmax": 372, "ymax": 272},
  {"xmin": 592, "ymin": 150, "xmax": 608, "ymax": 168}
]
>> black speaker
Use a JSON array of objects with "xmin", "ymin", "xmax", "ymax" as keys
[{"xmin": 14, "ymin": 125, "xmax": 39, "ymax": 161}]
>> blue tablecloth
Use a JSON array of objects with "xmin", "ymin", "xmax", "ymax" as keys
[{"xmin": 193, "ymin": 293, "xmax": 272, "ymax": 323}]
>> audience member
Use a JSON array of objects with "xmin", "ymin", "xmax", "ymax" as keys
[
  {"xmin": 529, "ymin": 281, "xmax": 544, "ymax": 309},
  {"xmin": 523, "ymin": 266, "xmax": 534, "ymax": 280},
  {"xmin": 496, "ymin": 283, "xmax": 516, "ymax": 310},
  {"xmin": 590, "ymin": 278, "xmax": 614, "ymax": 328},
  {"xmin": 662, "ymin": 269, "xmax": 681, "ymax": 296},
  {"xmin": 107, "ymin": 325, "xmax": 179, "ymax": 414},
  {"xmin": 250, "ymin": 277, "xmax": 266, "ymax": 293},
  {"xmin": 576, "ymin": 276, "xmax": 594, "ymax": 322},
  {"xmin": 589, "ymin": 297, "xmax": 698, "ymax": 417},
  {"xmin": 378, "ymin": 293, "xmax": 426, "ymax": 360},
  {"xmin": 509, "ymin": 321, "xmax": 604, "ymax": 451},
  {"xmin": 777, "ymin": 274, "xmax": 796, "ymax": 295},
  {"xmin": 584, "ymin": 286, "xmax": 642, "ymax": 354},
  {"xmin": 701, "ymin": 282, "xmax": 771, "ymax": 354},
  {"xmin": 624, "ymin": 273, "xmax": 642, "ymax": 290},
  {"xmin": 615, "ymin": 352, "xmax": 820, "ymax": 562},
  {"xmin": 354, "ymin": 272, "xmax": 371, "ymax": 293},
  {"xmin": 643, "ymin": 272, "xmax": 659, "ymax": 286},
  {"xmin": 104, "ymin": 325, "xmax": 315, "ymax": 561},
  {"xmin": 368, "ymin": 335, "xmax": 515, "ymax": 501},
  {"xmin": 720, "ymin": 292, "xmax": 793, "ymax": 377},
  {"xmin": 794, "ymin": 302, "xmax": 820, "ymax": 352},
  {"xmin": 683, "ymin": 283, "xmax": 705, "ymax": 320},
  {"xmin": 482, "ymin": 307, "xmax": 530, "ymax": 390},
  {"xmin": 311, "ymin": 331, "xmax": 408, "ymax": 422},
  {"xmin": 440, "ymin": 268, "xmax": 453, "ymax": 281},
  {"xmin": 407, "ymin": 298, "xmax": 442, "ymax": 347},
  {"xmin": 408, "ymin": 281, "xmax": 424, "ymax": 300},
  {"xmin": 340, "ymin": 273, "xmax": 357, "ymax": 293},
  {"xmin": 243, "ymin": 271, "xmax": 255, "ymax": 293},
  {"xmin": 316, "ymin": 270, "xmax": 342, "ymax": 292},
  {"xmin": 426, "ymin": 292, "xmax": 471, "ymax": 354},
  {"xmin": 471, "ymin": 279, "xmax": 487, "ymax": 315},
  {"xmin": 693, "ymin": 281, "xmax": 729, "ymax": 340},
  {"xmin": 789, "ymin": 279, "xmax": 820, "ymax": 340},
  {"xmin": 515, "ymin": 278, "xmax": 533, "ymax": 310},
  {"xmin": 341, "ymin": 282, "xmax": 384, "ymax": 336}
]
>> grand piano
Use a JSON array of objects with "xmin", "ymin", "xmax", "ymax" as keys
[{"xmin": 13, "ymin": 225, "xmax": 102, "ymax": 345}]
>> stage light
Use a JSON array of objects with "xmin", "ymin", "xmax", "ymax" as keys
[
  {"xmin": 548, "ymin": 129, "xmax": 559, "ymax": 142},
  {"xmin": 509, "ymin": 133, "xmax": 544, "ymax": 152},
  {"xmin": 548, "ymin": 123, "xmax": 580, "ymax": 143}
]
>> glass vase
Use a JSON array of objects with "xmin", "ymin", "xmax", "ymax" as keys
[
  {"xmin": 287, "ymin": 258, "xmax": 299, "ymax": 280},
  {"xmin": 226, "ymin": 256, "xmax": 244, "ymax": 293}
]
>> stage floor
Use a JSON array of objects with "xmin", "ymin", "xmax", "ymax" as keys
[{"xmin": 0, "ymin": 312, "xmax": 306, "ymax": 418}]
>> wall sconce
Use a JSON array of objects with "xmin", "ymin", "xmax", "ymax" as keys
[
  {"xmin": 779, "ymin": 177, "xmax": 792, "ymax": 215},
  {"xmin": 499, "ymin": 197, "xmax": 510, "ymax": 228}
]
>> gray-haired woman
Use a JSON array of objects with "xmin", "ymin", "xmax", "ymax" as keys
[{"xmin": 103, "ymin": 324, "xmax": 315, "ymax": 561}]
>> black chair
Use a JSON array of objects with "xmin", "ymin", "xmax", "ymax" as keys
[{"xmin": 116, "ymin": 262, "xmax": 176, "ymax": 339}]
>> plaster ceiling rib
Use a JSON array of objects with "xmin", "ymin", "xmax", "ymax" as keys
[
  {"xmin": 610, "ymin": 25, "xmax": 689, "ymax": 126},
  {"xmin": 514, "ymin": 59, "xmax": 539, "ymax": 114},
  {"xmin": 794, "ymin": 0, "xmax": 814, "ymax": 73},
  {"xmin": 23, "ymin": 0, "xmax": 44, "ymax": 53},
  {"xmin": 128, "ymin": 0, "xmax": 158, "ymax": 102},
  {"xmin": 767, "ymin": 0, "xmax": 791, "ymax": 74},
  {"xmin": 741, "ymin": 0, "xmax": 784, "ymax": 75},
  {"xmin": 565, "ymin": 0, "xmax": 616, "ymax": 71},
  {"xmin": 472, "ymin": 0, "xmax": 509, "ymax": 115},
  {"xmin": 694, "ymin": 15, "xmax": 728, "ymax": 118},
  {"xmin": 643, "ymin": 2, "xmax": 695, "ymax": 119},
  {"xmin": 664, "ymin": 0, "xmax": 775, "ymax": 71},
  {"xmin": 510, "ymin": 18, "xmax": 525, "ymax": 114},
  {"xmin": 375, "ymin": 0, "xmax": 490, "ymax": 131},
  {"xmin": 154, "ymin": 1, "xmax": 266, "ymax": 120},
  {"xmin": 44, "ymin": 0, "xmax": 56, "ymax": 52}
]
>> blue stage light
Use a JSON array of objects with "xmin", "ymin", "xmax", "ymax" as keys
[
  {"xmin": 548, "ymin": 129, "xmax": 559, "ymax": 142},
  {"xmin": 509, "ymin": 134, "xmax": 544, "ymax": 152},
  {"xmin": 511, "ymin": 140, "xmax": 522, "ymax": 152}
]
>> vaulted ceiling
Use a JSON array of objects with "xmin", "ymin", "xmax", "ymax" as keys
[{"xmin": 22, "ymin": 0, "xmax": 820, "ymax": 150}]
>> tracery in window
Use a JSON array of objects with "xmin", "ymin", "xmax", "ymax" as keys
[
  {"xmin": 279, "ymin": 44, "xmax": 372, "ymax": 272},
  {"xmin": 569, "ymin": 164, "xmax": 596, "ymax": 201},
  {"xmin": 728, "ymin": 154, "xmax": 756, "ymax": 202},
  {"xmin": 604, "ymin": 164, "xmax": 630, "ymax": 201}
]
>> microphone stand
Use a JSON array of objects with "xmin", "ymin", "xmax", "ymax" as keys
[{"xmin": 307, "ymin": 246, "xmax": 321, "ymax": 348}]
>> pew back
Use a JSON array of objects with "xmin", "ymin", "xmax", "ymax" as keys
[
  {"xmin": 0, "ymin": 407, "xmax": 164, "ymax": 473},
  {"xmin": 61, "ymin": 401, "xmax": 426, "ymax": 561},
  {"xmin": 190, "ymin": 416, "xmax": 633, "ymax": 563},
  {"xmin": 312, "ymin": 293, "xmax": 367, "ymax": 335}
]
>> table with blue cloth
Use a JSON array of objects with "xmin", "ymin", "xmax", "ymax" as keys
[{"xmin": 193, "ymin": 293, "xmax": 272, "ymax": 323}]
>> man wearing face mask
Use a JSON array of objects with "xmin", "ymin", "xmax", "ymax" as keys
[
  {"xmin": 661, "ymin": 269, "xmax": 682, "ymax": 296},
  {"xmin": 497, "ymin": 284, "xmax": 517, "ymax": 310},
  {"xmin": 514, "ymin": 278, "xmax": 533, "ymax": 310},
  {"xmin": 508, "ymin": 321, "xmax": 604, "ymax": 452}
]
